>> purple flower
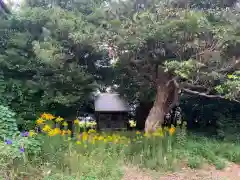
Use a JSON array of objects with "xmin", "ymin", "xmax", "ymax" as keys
[
  {"xmin": 19, "ymin": 147, "xmax": 25, "ymax": 153},
  {"xmin": 21, "ymin": 132, "xmax": 29, "ymax": 137},
  {"xmin": 5, "ymin": 140, "xmax": 12, "ymax": 145}
]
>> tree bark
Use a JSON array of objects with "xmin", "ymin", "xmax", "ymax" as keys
[{"xmin": 144, "ymin": 77, "xmax": 179, "ymax": 133}]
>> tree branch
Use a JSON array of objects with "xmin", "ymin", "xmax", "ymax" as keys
[
  {"xmin": 181, "ymin": 82, "xmax": 209, "ymax": 92},
  {"xmin": 217, "ymin": 59, "xmax": 240, "ymax": 74},
  {"xmin": 190, "ymin": 40, "xmax": 218, "ymax": 59},
  {"xmin": 0, "ymin": 0, "xmax": 11, "ymax": 14},
  {"xmin": 182, "ymin": 88, "xmax": 240, "ymax": 103}
]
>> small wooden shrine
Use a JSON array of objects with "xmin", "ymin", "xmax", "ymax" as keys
[{"xmin": 94, "ymin": 93, "xmax": 130, "ymax": 130}]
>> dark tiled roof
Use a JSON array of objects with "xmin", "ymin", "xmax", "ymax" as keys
[{"xmin": 94, "ymin": 93, "xmax": 130, "ymax": 112}]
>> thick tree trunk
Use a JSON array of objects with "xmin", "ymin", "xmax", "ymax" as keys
[{"xmin": 145, "ymin": 79, "xmax": 179, "ymax": 133}]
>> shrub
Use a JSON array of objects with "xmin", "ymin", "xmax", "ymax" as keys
[
  {"xmin": 214, "ymin": 158, "xmax": 226, "ymax": 170},
  {"xmin": 0, "ymin": 105, "xmax": 19, "ymax": 140},
  {"xmin": 187, "ymin": 156, "xmax": 203, "ymax": 169},
  {"xmin": 2, "ymin": 112, "xmax": 240, "ymax": 179},
  {"xmin": 0, "ymin": 133, "xmax": 42, "ymax": 179},
  {"xmin": 221, "ymin": 148, "xmax": 240, "ymax": 163}
]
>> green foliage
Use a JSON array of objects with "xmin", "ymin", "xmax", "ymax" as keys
[
  {"xmin": 183, "ymin": 135, "xmax": 240, "ymax": 165},
  {"xmin": 0, "ymin": 135, "xmax": 41, "ymax": 159},
  {"xmin": 214, "ymin": 158, "xmax": 226, "ymax": 170},
  {"xmin": 2, "ymin": 0, "xmax": 240, "ymax": 131},
  {"xmin": 1, "ymin": 0, "xmax": 240, "ymax": 179},
  {"xmin": 187, "ymin": 156, "xmax": 203, "ymax": 169},
  {"xmin": 0, "ymin": 0, "xmax": 113, "ymax": 127},
  {"xmin": 165, "ymin": 59, "xmax": 201, "ymax": 79},
  {"xmin": 18, "ymin": 135, "xmax": 42, "ymax": 157},
  {"xmin": 0, "ymin": 105, "xmax": 19, "ymax": 140},
  {"xmin": 0, "ymin": 135, "xmax": 41, "ymax": 180},
  {"xmin": 180, "ymin": 95, "xmax": 240, "ymax": 139},
  {"xmin": 27, "ymin": 135, "xmax": 124, "ymax": 180},
  {"xmin": 215, "ymin": 72, "xmax": 240, "ymax": 100},
  {"xmin": 1, "ymin": 126, "xmax": 240, "ymax": 179},
  {"xmin": 106, "ymin": 0, "xmax": 240, "ymax": 104}
]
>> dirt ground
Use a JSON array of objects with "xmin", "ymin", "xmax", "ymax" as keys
[{"xmin": 123, "ymin": 163, "xmax": 240, "ymax": 180}]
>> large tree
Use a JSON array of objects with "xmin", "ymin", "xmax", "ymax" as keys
[
  {"xmin": 0, "ymin": 0, "xmax": 111, "ymax": 127},
  {"xmin": 100, "ymin": 0, "xmax": 240, "ymax": 132}
]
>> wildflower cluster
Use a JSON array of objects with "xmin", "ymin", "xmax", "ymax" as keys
[
  {"xmin": 1, "ymin": 131, "xmax": 42, "ymax": 163},
  {"xmin": 75, "ymin": 129, "xmax": 131, "ymax": 146},
  {"xmin": 142, "ymin": 125, "xmax": 176, "ymax": 138},
  {"xmin": 34, "ymin": 113, "xmax": 183, "ymax": 153},
  {"xmin": 76, "ymin": 119, "xmax": 97, "ymax": 128},
  {"xmin": 36, "ymin": 114, "xmax": 132, "ymax": 147},
  {"xmin": 36, "ymin": 113, "xmax": 98, "ymax": 138},
  {"xmin": 4, "ymin": 130, "xmax": 37, "ymax": 154},
  {"xmin": 21, "ymin": 130, "xmax": 37, "ymax": 138}
]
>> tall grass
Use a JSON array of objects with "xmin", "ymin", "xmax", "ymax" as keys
[
  {"xmin": 2, "ymin": 132, "xmax": 240, "ymax": 179},
  {"xmin": 1, "ymin": 114, "xmax": 240, "ymax": 179}
]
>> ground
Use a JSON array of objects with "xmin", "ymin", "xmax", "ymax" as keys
[{"xmin": 123, "ymin": 163, "xmax": 240, "ymax": 180}]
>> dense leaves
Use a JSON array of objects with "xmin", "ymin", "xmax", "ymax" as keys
[
  {"xmin": 0, "ymin": 105, "xmax": 19, "ymax": 140},
  {"xmin": 108, "ymin": 2, "xmax": 240, "ymax": 103},
  {"xmin": 0, "ymin": 0, "xmax": 239, "ymax": 131},
  {"xmin": 0, "ymin": 0, "xmax": 112, "ymax": 127},
  {"xmin": 96, "ymin": 0, "xmax": 240, "ymax": 131}
]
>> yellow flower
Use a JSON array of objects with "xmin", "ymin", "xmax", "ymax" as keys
[
  {"xmin": 67, "ymin": 129, "xmax": 71, "ymax": 135},
  {"xmin": 48, "ymin": 129, "xmax": 56, "ymax": 136},
  {"xmin": 53, "ymin": 128, "xmax": 61, "ymax": 135},
  {"xmin": 169, "ymin": 126, "xmax": 176, "ymax": 136},
  {"xmin": 93, "ymin": 135, "xmax": 98, "ymax": 140},
  {"xmin": 29, "ymin": 130, "xmax": 37, "ymax": 137},
  {"xmin": 62, "ymin": 121, "xmax": 68, "ymax": 127},
  {"xmin": 155, "ymin": 127, "xmax": 164, "ymax": 137},
  {"xmin": 227, "ymin": 74, "xmax": 234, "ymax": 79},
  {"xmin": 88, "ymin": 129, "xmax": 96, "ymax": 134},
  {"xmin": 98, "ymin": 136, "xmax": 104, "ymax": 141},
  {"xmin": 79, "ymin": 121, "xmax": 85, "ymax": 128},
  {"xmin": 136, "ymin": 131, "xmax": 141, "ymax": 135},
  {"xmin": 41, "ymin": 113, "xmax": 55, "ymax": 120},
  {"xmin": 152, "ymin": 131, "xmax": 164, "ymax": 137},
  {"xmin": 107, "ymin": 136, "xmax": 113, "ymax": 141},
  {"xmin": 156, "ymin": 127, "xmax": 163, "ymax": 132},
  {"xmin": 87, "ymin": 121, "xmax": 97, "ymax": 127},
  {"xmin": 82, "ymin": 133, "xmax": 88, "ymax": 141},
  {"xmin": 55, "ymin": 116, "xmax": 64, "ymax": 123},
  {"xmin": 159, "ymin": 131, "xmax": 164, "ymax": 137},
  {"xmin": 74, "ymin": 119, "xmax": 79, "ymax": 124},
  {"xmin": 76, "ymin": 141, "xmax": 81, "ymax": 145},
  {"xmin": 61, "ymin": 130, "xmax": 67, "ymax": 136},
  {"xmin": 36, "ymin": 118, "xmax": 45, "ymax": 125},
  {"xmin": 129, "ymin": 120, "xmax": 136, "ymax": 127},
  {"xmin": 42, "ymin": 125, "xmax": 51, "ymax": 132},
  {"xmin": 144, "ymin": 132, "xmax": 150, "ymax": 138}
]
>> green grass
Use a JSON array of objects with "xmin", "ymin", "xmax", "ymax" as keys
[
  {"xmin": 0, "ymin": 129, "xmax": 240, "ymax": 180},
  {"xmin": 187, "ymin": 156, "xmax": 203, "ymax": 169}
]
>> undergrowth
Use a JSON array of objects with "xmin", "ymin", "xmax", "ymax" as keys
[{"xmin": 0, "ymin": 113, "xmax": 240, "ymax": 179}]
